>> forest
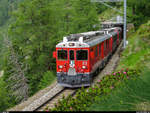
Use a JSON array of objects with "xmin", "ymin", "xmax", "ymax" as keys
[{"xmin": 0, "ymin": 0, "xmax": 150, "ymax": 111}]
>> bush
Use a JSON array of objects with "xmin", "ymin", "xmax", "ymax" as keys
[
  {"xmin": 87, "ymin": 69, "xmax": 150, "ymax": 111},
  {"xmin": 0, "ymin": 78, "xmax": 11, "ymax": 111},
  {"xmin": 38, "ymin": 71, "xmax": 55, "ymax": 90},
  {"xmin": 46, "ymin": 68, "xmax": 141, "ymax": 111}
]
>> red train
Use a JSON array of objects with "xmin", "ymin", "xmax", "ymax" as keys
[{"xmin": 53, "ymin": 27, "xmax": 122, "ymax": 87}]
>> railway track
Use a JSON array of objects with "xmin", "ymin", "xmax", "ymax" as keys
[
  {"xmin": 36, "ymin": 88, "xmax": 77, "ymax": 111},
  {"xmin": 8, "ymin": 42, "xmax": 123, "ymax": 112}
]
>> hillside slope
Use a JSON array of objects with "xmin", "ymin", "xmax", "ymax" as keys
[
  {"xmin": 117, "ymin": 20, "xmax": 150, "ymax": 70},
  {"xmin": 87, "ymin": 20, "xmax": 150, "ymax": 111}
]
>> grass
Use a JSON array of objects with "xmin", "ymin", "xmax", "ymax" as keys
[
  {"xmin": 117, "ymin": 21, "xmax": 150, "ymax": 71},
  {"xmin": 86, "ymin": 20, "xmax": 150, "ymax": 111},
  {"xmin": 38, "ymin": 71, "xmax": 56, "ymax": 90}
]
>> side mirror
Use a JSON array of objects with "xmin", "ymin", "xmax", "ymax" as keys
[
  {"xmin": 53, "ymin": 51, "xmax": 56, "ymax": 58},
  {"xmin": 90, "ymin": 51, "xmax": 94, "ymax": 59}
]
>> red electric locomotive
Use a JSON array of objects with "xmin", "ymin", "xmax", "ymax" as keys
[{"xmin": 53, "ymin": 27, "xmax": 122, "ymax": 87}]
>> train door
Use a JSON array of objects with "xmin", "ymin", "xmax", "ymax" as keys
[
  {"xmin": 106, "ymin": 39, "xmax": 109, "ymax": 54},
  {"xmin": 101, "ymin": 42, "xmax": 104, "ymax": 59},
  {"xmin": 68, "ymin": 49, "xmax": 76, "ymax": 76},
  {"xmin": 99, "ymin": 43, "xmax": 101, "ymax": 59},
  {"xmin": 117, "ymin": 30, "xmax": 119, "ymax": 45},
  {"xmin": 110, "ymin": 37, "xmax": 113, "ymax": 52},
  {"xmin": 104, "ymin": 40, "xmax": 106, "ymax": 57},
  {"xmin": 69, "ymin": 49, "xmax": 75, "ymax": 68}
]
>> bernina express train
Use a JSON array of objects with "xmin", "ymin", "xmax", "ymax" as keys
[{"xmin": 53, "ymin": 27, "xmax": 122, "ymax": 87}]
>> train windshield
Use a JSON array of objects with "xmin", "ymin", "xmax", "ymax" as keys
[
  {"xmin": 69, "ymin": 50, "xmax": 74, "ymax": 60},
  {"xmin": 57, "ymin": 50, "xmax": 67, "ymax": 60},
  {"xmin": 76, "ymin": 50, "xmax": 88, "ymax": 60}
]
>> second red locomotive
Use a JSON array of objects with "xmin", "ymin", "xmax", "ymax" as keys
[{"xmin": 53, "ymin": 27, "xmax": 122, "ymax": 87}]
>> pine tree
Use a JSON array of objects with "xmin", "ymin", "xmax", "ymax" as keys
[{"xmin": 3, "ymin": 33, "xmax": 29, "ymax": 102}]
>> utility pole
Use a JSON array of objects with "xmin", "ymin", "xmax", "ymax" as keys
[
  {"xmin": 123, "ymin": 0, "xmax": 127, "ymax": 48},
  {"xmin": 91, "ymin": 0, "xmax": 127, "ymax": 48}
]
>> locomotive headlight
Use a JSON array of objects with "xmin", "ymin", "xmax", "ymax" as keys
[
  {"xmin": 82, "ymin": 66, "xmax": 87, "ymax": 69},
  {"xmin": 81, "ymin": 78, "xmax": 84, "ymax": 81},
  {"xmin": 58, "ymin": 65, "xmax": 63, "ymax": 69},
  {"xmin": 69, "ymin": 43, "xmax": 75, "ymax": 46}
]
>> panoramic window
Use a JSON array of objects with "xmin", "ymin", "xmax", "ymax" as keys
[
  {"xmin": 104, "ymin": 41, "xmax": 106, "ymax": 51},
  {"xmin": 113, "ymin": 35, "xmax": 117, "ymax": 45},
  {"xmin": 76, "ymin": 50, "xmax": 88, "ymax": 60},
  {"xmin": 57, "ymin": 50, "xmax": 67, "ymax": 60},
  {"xmin": 95, "ymin": 46, "xmax": 98, "ymax": 57},
  {"xmin": 69, "ymin": 50, "xmax": 74, "ymax": 60}
]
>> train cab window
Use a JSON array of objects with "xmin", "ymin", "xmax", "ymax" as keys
[
  {"xmin": 57, "ymin": 50, "xmax": 67, "ymax": 60},
  {"xmin": 76, "ymin": 50, "xmax": 88, "ymax": 60},
  {"xmin": 69, "ymin": 50, "xmax": 74, "ymax": 60}
]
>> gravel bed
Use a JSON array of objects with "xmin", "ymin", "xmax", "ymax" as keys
[
  {"xmin": 38, "ymin": 89, "xmax": 75, "ymax": 111},
  {"xmin": 23, "ymin": 84, "xmax": 64, "ymax": 111},
  {"xmin": 8, "ymin": 80, "xmax": 60, "ymax": 111}
]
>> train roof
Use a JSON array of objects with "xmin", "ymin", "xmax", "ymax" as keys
[{"xmin": 56, "ymin": 27, "xmax": 122, "ymax": 48}]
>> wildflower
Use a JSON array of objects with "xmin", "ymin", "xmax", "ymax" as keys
[
  {"xmin": 127, "ymin": 76, "xmax": 129, "ymax": 79},
  {"xmin": 113, "ymin": 72, "xmax": 116, "ymax": 75},
  {"xmin": 92, "ymin": 88, "xmax": 95, "ymax": 90},
  {"xmin": 70, "ymin": 107, "xmax": 73, "ymax": 111},
  {"xmin": 123, "ymin": 72, "xmax": 127, "ymax": 74},
  {"xmin": 106, "ymin": 73, "xmax": 110, "ymax": 75},
  {"xmin": 110, "ymin": 86, "xmax": 114, "ymax": 89},
  {"xmin": 118, "ymin": 71, "xmax": 121, "ymax": 74},
  {"xmin": 98, "ymin": 80, "xmax": 101, "ymax": 82}
]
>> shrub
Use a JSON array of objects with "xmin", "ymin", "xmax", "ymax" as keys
[
  {"xmin": 0, "ymin": 78, "xmax": 11, "ymax": 111},
  {"xmin": 38, "ymin": 71, "xmax": 55, "ymax": 90},
  {"xmin": 45, "ymin": 68, "xmax": 141, "ymax": 111}
]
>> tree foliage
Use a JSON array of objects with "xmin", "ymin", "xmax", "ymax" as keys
[
  {"xmin": 6, "ymin": 0, "xmax": 99, "ymax": 97},
  {"xmin": 127, "ymin": 0, "xmax": 150, "ymax": 27},
  {"xmin": 0, "ymin": 78, "xmax": 11, "ymax": 111},
  {"xmin": 38, "ymin": 71, "xmax": 55, "ymax": 90},
  {"xmin": 0, "ymin": 0, "xmax": 9, "ymax": 26},
  {"xmin": 0, "ymin": 0, "xmax": 24, "ymax": 26}
]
